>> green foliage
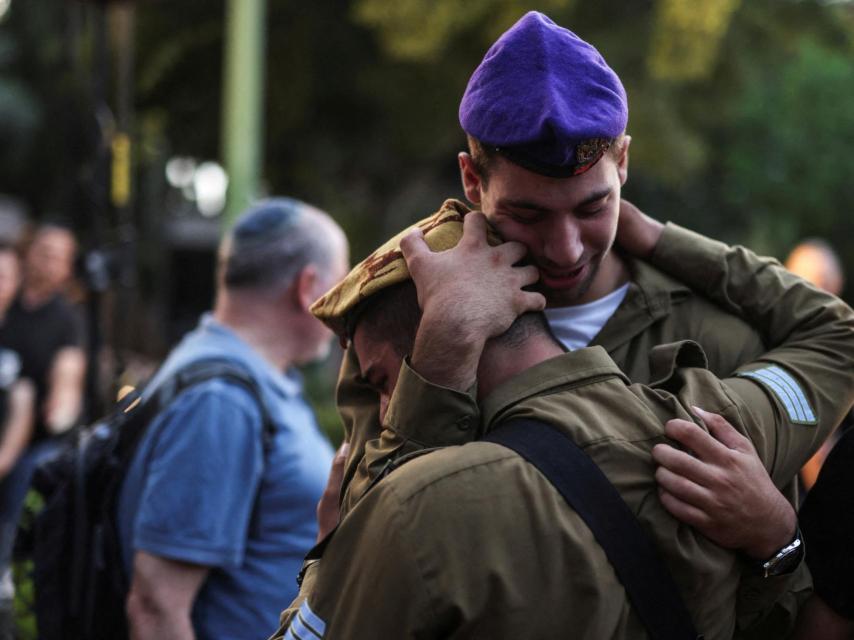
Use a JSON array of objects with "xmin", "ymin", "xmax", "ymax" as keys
[
  {"xmin": 723, "ymin": 39, "xmax": 854, "ymax": 252},
  {"xmin": 1, "ymin": 0, "xmax": 853, "ymax": 375},
  {"xmin": 12, "ymin": 558, "xmax": 36, "ymax": 640},
  {"xmin": 352, "ymin": 0, "xmax": 574, "ymax": 61},
  {"xmin": 11, "ymin": 489, "xmax": 44, "ymax": 640},
  {"xmin": 648, "ymin": 0, "xmax": 742, "ymax": 80}
]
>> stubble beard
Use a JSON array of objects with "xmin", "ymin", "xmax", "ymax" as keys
[{"xmin": 540, "ymin": 259, "xmax": 602, "ymax": 308}]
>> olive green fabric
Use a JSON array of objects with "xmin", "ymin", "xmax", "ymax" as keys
[
  {"xmin": 270, "ymin": 221, "xmax": 854, "ymax": 639},
  {"xmin": 271, "ymin": 275, "xmax": 852, "ymax": 637},
  {"xmin": 334, "ymin": 221, "xmax": 778, "ymax": 515}
]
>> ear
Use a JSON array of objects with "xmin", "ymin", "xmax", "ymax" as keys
[
  {"xmin": 616, "ymin": 135, "xmax": 631, "ymax": 186},
  {"xmin": 458, "ymin": 152, "xmax": 484, "ymax": 205},
  {"xmin": 292, "ymin": 264, "xmax": 320, "ymax": 312}
]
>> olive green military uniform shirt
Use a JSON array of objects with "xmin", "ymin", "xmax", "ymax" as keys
[
  {"xmin": 272, "ymin": 262, "xmax": 853, "ymax": 638},
  {"xmin": 327, "ymin": 223, "xmax": 850, "ymax": 635},
  {"xmin": 271, "ymin": 228, "xmax": 854, "ymax": 638},
  {"xmin": 336, "ymin": 224, "xmax": 773, "ymax": 514}
]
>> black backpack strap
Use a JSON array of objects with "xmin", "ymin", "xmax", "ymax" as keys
[
  {"xmin": 115, "ymin": 358, "xmax": 276, "ymax": 467},
  {"xmin": 159, "ymin": 358, "xmax": 276, "ymax": 446},
  {"xmin": 482, "ymin": 417, "xmax": 702, "ymax": 640}
]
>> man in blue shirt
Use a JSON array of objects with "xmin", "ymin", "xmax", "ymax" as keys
[{"xmin": 118, "ymin": 198, "xmax": 348, "ymax": 640}]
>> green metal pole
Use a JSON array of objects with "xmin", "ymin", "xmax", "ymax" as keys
[{"xmin": 221, "ymin": 0, "xmax": 267, "ymax": 228}]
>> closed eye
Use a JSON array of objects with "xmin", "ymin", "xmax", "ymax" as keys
[
  {"xmin": 575, "ymin": 205, "xmax": 604, "ymax": 218},
  {"xmin": 506, "ymin": 210, "xmax": 541, "ymax": 224}
]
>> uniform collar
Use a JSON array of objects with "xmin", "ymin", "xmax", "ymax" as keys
[
  {"xmin": 481, "ymin": 345, "xmax": 628, "ymax": 429},
  {"xmin": 590, "ymin": 254, "xmax": 692, "ymax": 353}
]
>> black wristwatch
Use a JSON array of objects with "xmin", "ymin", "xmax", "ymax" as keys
[{"xmin": 754, "ymin": 526, "xmax": 805, "ymax": 578}]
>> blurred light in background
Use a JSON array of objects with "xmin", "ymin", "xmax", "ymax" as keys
[
  {"xmin": 0, "ymin": 0, "xmax": 11, "ymax": 22},
  {"xmin": 193, "ymin": 162, "xmax": 228, "ymax": 218},
  {"xmin": 165, "ymin": 156, "xmax": 229, "ymax": 217},
  {"xmin": 165, "ymin": 157, "xmax": 196, "ymax": 190}
]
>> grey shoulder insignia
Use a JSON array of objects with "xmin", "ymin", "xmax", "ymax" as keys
[{"xmin": 736, "ymin": 365, "xmax": 817, "ymax": 425}]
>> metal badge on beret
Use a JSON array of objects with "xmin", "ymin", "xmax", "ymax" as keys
[{"xmin": 310, "ymin": 199, "xmax": 501, "ymax": 341}]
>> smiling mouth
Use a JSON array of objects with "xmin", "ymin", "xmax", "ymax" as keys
[{"xmin": 541, "ymin": 263, "xmax": 587, "ymax": 287}]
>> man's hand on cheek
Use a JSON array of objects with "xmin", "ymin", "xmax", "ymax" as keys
[{"xmin": 400, "ymin": 212, "xmax": 545, "ymax": 391}]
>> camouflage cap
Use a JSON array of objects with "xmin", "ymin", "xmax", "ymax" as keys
[{"xmin": 310, "ymin": 199, "xmax": 501, "ymax": 340}]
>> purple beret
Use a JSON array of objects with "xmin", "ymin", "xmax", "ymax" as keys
[{"xmin": 459, "ymin": 12, "xmax": 627, "ymax": 177}]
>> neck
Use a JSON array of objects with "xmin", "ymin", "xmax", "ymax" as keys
[
  {"xmin": 213, "ymin": 291, "xmax": 296, "ymax": 371},
  {"xmin": 575, "ymin": 250, "xmax": 630, "ymax": 305},
  {"xmin": 476, "ymin": 334, "xmax": 564, "ymax": 401}
]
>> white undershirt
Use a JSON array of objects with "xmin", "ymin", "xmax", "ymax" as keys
[{"xmin": 544, "ymin": 283, "xmax": 630, "ymax": 351}]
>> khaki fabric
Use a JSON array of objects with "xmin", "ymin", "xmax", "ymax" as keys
[
  {"xmin": 271, "ymin": 284, "xmax": 853, "ymax": 638},
  {"xmin": 336, "ymin": 220, "xmax": 770, "ymax": 514},
  {"xmin": 300, "ymin": 217, "xmax": 853, "ymax": 638},
  {"xmin": 311, "ymin": 198, "xmax": 497, "ymax": 339}
]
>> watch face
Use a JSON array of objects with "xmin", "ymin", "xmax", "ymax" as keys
[{"xmin": 763, "ymin": 534, "xmax": 804, "ymax": 577}]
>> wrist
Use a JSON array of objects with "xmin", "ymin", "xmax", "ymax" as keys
[
  {"xmin": 749, "ymin": 525, "xmax": 804, "ymax": 578},
  {"xmin": 618, "ymin": 201, "xmax": 665, "ymax": 258},
  {"xmin": 744, "ymin": 499, "xmax": 798, "ymax": 560},
  {"xmin": 411, "ymin": 310, "xmax": 485, "ymax": 391}
]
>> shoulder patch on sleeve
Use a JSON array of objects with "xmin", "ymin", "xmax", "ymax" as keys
[
  {"xmin": 286, "ymin": 600, "xmax": 326, "ymax": 639},
  {"xmin": 736, "ymin": 365, "xmax": 817, "ymax": 425}
]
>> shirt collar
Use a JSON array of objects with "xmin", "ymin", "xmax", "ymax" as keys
[
  {"xmin": 481, "ymin": 345, "xmax": 628, "ymax": 428},
  {"xmin": 590, "ymin": 255, "xmax": 692, "ymax": 353}
]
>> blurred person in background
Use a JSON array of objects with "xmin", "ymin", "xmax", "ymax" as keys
[
  {"xmin": 784, "ymin": 238, "xmax": 849, "ymax": 492},
  {"xmin": 0, "ymin": 223, "xmax": 84, "ymax": 637},
  {"xmin": 0, "ymin": 244, "xmax": 34, "ymax": 638},
  {"xmin": 0, "ymin": 243, "xmax": 35, "ymax": 487},
  {"xmin": 781, "ymin": 239, "xmax": 853, "ymax": 639},
  {"xmin": 792, "ymin": 425, "xmax": 854, "ymax": 640},
  {"xmin": 0, "ymin": 223, "xmax": 84, "ymax": 591},
  {"xmin": 0, "ymin": 222, "xmax": 85, "ymax": 440},
  {"xmin": 120, "ymin": 198, "xmax": 347, "ymax": 640},
  {"xmin": 785, "ymin": 239, "xmax": 845, "ymax": 298}
]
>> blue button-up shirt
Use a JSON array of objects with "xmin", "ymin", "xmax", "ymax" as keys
[{"xmin": 118, "ymin": 315, "xmax": 334, "ymax": 639}]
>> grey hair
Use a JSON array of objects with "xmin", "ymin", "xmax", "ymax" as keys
[{"xmin": 219, "ymin": 197, "xmax": 336, "ymax": 293}]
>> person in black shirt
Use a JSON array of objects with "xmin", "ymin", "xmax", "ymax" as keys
[
  {"xmin": 0, "ymin": 225, "xmax": 84, "ymax": 564},
  {"xmin": 0, "ymin": 244, "xmax": 35, "ymax": 636},
  {"xmin": 793, "ymin": 427, "xmax": 854, "ymax": 639},
  {"xmin": 0, "ymin": 223, "xmax": 84, "ymax": 441},
  {"xmin": 0, "ymin": 244, "xmax": 35, "ymax": 485}
]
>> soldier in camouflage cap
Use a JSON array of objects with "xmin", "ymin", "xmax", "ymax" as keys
[{"xmin": 271, "ymin": 191, "xmax": 854, "ymax": 639}]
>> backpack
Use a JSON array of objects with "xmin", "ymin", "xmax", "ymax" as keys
[{"xmin": 12, "ymin": 358, "xmax": 273, "ymax": 640}]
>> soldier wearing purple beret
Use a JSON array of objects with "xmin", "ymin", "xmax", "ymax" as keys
[{"xmin": 294, "ymin": 11, "xmax": 840, "ymax": 638}]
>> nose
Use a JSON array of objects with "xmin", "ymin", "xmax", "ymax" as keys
[{"xmin": 542, "ymin": 216, "xmax": 584, "ymax": 267}]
